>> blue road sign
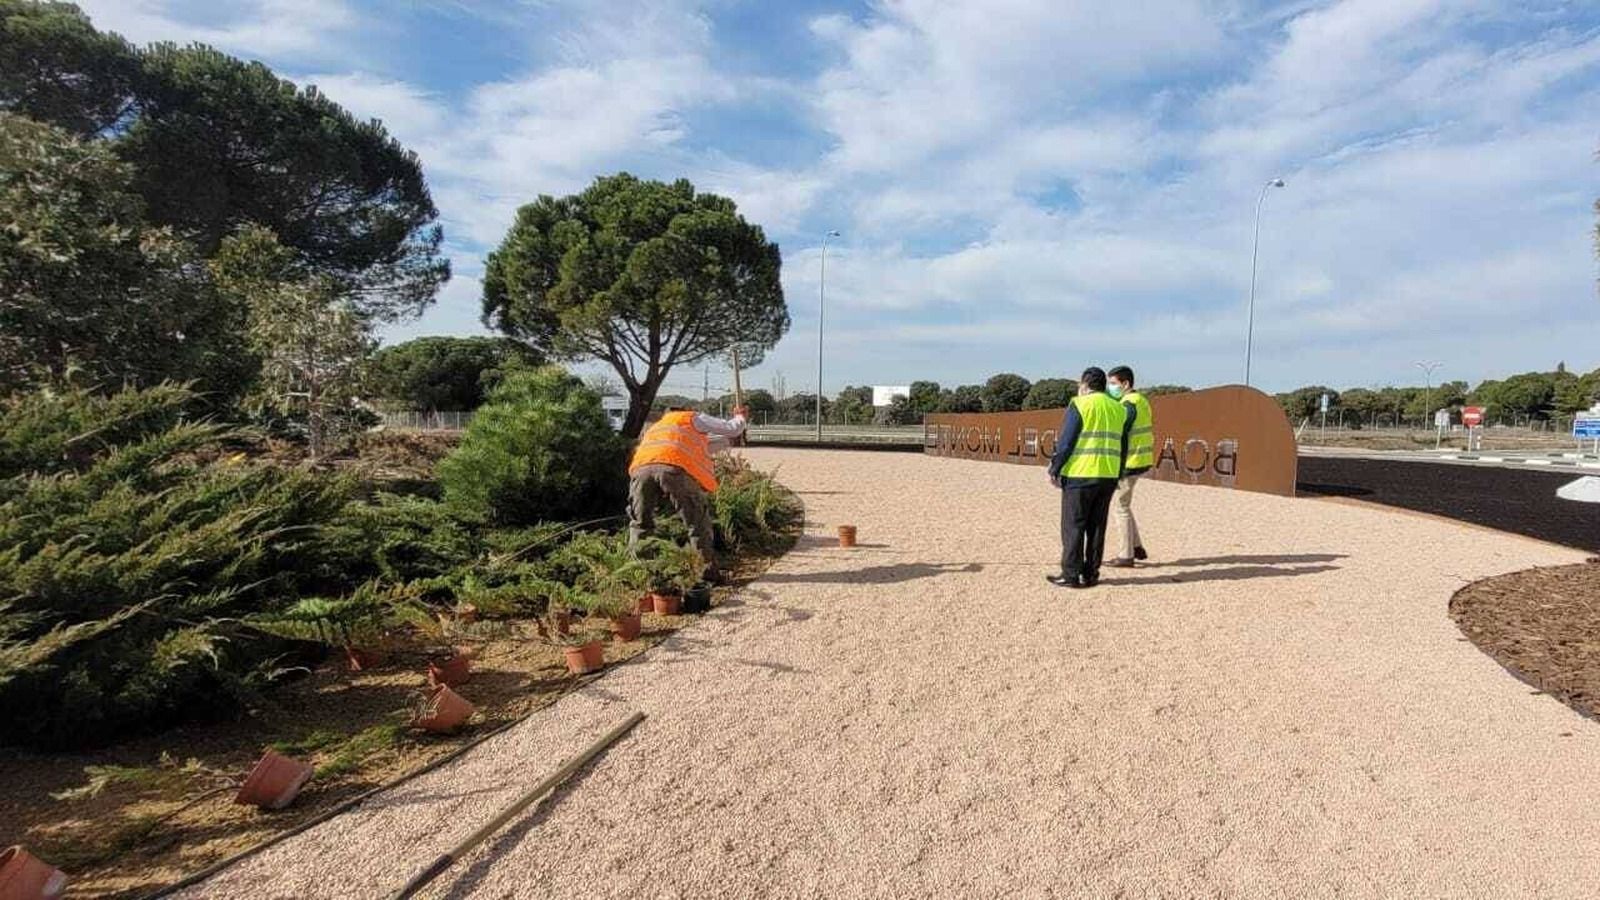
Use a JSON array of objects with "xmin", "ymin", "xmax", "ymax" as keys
[{"xmin": 1575, "ymin": 415, "xmax": 1600, "ymax": 440}]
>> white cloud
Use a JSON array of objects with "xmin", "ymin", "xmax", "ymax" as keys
[
  {"xmin": 809, "ymin": 0, "xmax": 1225, "ymax": 173},
  {"xmin": 71, "ymin": 0, "xmax": 1600, "ymax": 392},
  {"xmin": 75, "ymin": 0, "xmax": 358, "ymax": 59},
  {"xmin": 741, "ymin": 0, "xmax": 1600, "ymax": 392},
  {"xmin": 299, "ymin": 73, "xmax": 447, "ymax": 145}
]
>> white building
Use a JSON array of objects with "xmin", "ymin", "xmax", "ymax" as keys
[
  {"xmin": 601, "ymin": 395, "xmax": 628, "ymax": 431},
  {"xmin": 872, "ymin": 385, "xmax": 911, "ymax": 407}
]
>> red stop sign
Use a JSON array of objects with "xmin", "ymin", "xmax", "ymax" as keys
[{"xmin": 1462, "ymin": 406, "xmax": 1484, "ymax": 426}]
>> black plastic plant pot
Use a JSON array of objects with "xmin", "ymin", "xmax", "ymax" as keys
[{"xmin": 683, "ymin": 583, "xmax": 712, "ymax": 614}]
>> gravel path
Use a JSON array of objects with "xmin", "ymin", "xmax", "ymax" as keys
[{"xmin": 183, "ymin": 449, "xmax": 1600, "ymax": 899}]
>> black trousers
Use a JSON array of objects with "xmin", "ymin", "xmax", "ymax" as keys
[{"xmin": 1060, "ymin": 480, "xmax": 1118, "ymax": 580}]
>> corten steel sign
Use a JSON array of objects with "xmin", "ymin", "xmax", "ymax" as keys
[{"xmin": 923, "ymin": 385, "xmax": 1298, "ymax": 497}]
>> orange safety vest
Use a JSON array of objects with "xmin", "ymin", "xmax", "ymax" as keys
[{"xmin": 629, "ymin": 411, "xmax": 718, "ymax": 492}]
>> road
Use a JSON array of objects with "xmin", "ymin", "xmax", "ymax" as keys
[{"xmin": 1297, "ymin": 454, "xmax": 1600, "ymax": 552}]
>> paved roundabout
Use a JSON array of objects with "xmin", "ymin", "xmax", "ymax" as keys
[{"xmin": 185, "ymin": 449, "xmax": 1599, "ymax": 899}]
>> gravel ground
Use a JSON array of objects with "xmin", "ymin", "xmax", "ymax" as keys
[{"xmin": 181, "ymin": 449, "xmax": 1600, "ymax": 900}]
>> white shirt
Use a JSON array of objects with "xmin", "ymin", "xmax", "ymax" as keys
[{"xmin": 693, "ymin": 412, "xmax": 747, "ymax": 453}]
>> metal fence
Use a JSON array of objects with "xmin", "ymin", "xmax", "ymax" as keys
[{"xmin": 377, "ymin": 410, "xmax": 475, "ymax": 432}]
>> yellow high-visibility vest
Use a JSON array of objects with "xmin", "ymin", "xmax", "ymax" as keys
[
  {"xmin": 1064, "ymin": 393, "xmax": 1126, "ymax": 480},
  {"xmin": 1123, "ymin": 390, "xmax": 1154, "ymax": 470}
]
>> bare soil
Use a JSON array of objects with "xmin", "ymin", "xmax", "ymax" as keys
[{"xmin": 1451, "ymin": 561, "xmax": 1600, "ymax": 720}]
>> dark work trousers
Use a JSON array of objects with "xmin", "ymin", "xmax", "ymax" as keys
[
  {"xmin": 1061, "ymin": 480, "xmax": 1118, "ymax": 581},
  {"xmin": 628, "ymin": 463, "xmax": 715, "ymax": 567}
]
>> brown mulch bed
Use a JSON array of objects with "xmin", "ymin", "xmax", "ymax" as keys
[{"xmin": 1450, "ymin": 560, "xmax": 1600, "ymax": 719}]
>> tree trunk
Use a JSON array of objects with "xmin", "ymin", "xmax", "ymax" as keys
[
  {"xmin": 622, "ymin": 389, "xmax": 651, "ymax": 439},
  {"xmin": 620, "ymin": 369, "xmax": 673, "ymax": 439}
]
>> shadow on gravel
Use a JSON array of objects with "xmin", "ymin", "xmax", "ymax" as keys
[
  {"xmin": 1106, "ymin": 563, "xmax": 1342, "ymax": 585},
  {"xmin": 759, "ymin": 561, "xmax": 983, "ymax": 585},
  {"xmin": 435, "ymin": 758, "xmax": 609, "ymax": 900},
  {"xmin": 361, "ymin": 784, "xmax": 507, "ymax": 812},
  {"xmin": 1144, "ymin": 553, "xmax": 1348, "ymax": 568},
  {"xmin": 790, "ymin": 533, "xmax": 892, "ymax": 552}
]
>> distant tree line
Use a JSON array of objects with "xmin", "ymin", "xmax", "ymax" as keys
[
  {"xmin": 608, "ymin": 374, "xmax": 1191, "ymax": 426},
  {"xmin": 1275, "ymin": 363, "xmax": 1600, "ymax": 427}
]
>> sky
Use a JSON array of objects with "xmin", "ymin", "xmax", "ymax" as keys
[{"xmin": 75, "ymin": 0, "xmax": 1600, "ymax": 398}]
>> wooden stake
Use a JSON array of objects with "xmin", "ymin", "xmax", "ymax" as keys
[
  {"xmin": 388, "ymin": 711, "xmax": 645, "ymax": 899},
  {"xmin": 731, "ymin": 348, "xmax": 747, "ymax": 445}
]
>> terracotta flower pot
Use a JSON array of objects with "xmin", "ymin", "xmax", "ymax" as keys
[
  {"xmin": 838, "ymin": 525, "xmax": 858, "ymax": 548},
  {"xmin": 234, "ymin": 750, "xmax": 315, "ymax": 810},
  {"xmin": 637, "ymin": 594, "xmax": 658, "ymax": 615},
  {"xmin": 427, "ymin": 652, "xmax": 472, "ymax": 688},
  {"xmin": 653, "ymin": 593, "xmax": 682, "ymax": 616},
  {"xmin": 564, "ymin": 640, "xmax": 605, "ymax": 675},
  {"xmin": 414, "ymin": 685, "xmax": 475, "ymax": 733},
  {"xmin": 0, "ymin": 846, "xmax": 67, "ymax": 900},
  {"xmin": 611, "ymin": 613, "xmax": 641, "ymax": 642},
  {"xmin": 344, "ymin": 645, "xmax": 385, "ymax": 672}
]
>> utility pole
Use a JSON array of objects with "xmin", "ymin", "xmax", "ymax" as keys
[
  {"xmin": 1244, "ymin": 178, "xmax": 1286, "ymax": 387},
  {"xmin": 1416, "ymin": 361, "xmax": 1442, "ymax": 446},
  {"xmin": 817, "ymin": 230, "xmax": 840, "ymax": 442},
  {"xmin": 702, "ymin": 367, "xmax": 709, "ymax": 408}
]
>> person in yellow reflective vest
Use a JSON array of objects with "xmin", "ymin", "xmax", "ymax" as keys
[
  {"xmin": 1045, "ymin": 367, "xmax": 1135, "ymax": 589},
  {"xmin": 1105, "ymin": 365, "xmax": 1153, "ymax": 567},
  {"xmin": 628, "ymin": 404, "xmax": 748, "ymax": 584}
]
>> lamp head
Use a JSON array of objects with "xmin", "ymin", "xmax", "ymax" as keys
[{"xmin": 1269, "ymin": 178, "xmax": 1286, "ymax": 188}]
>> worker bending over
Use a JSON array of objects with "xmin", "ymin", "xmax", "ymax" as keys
[{"xmin": 627, "ymin": 404, "xmax": 748, "ymax": 584}]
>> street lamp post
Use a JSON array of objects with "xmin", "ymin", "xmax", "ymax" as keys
[
  {"xmin": 816, "ymin": 230, "xmax": 840, "ymax": 443},
  {"xmin": 1244, "ymin": 178, "xmax": 1286, "ymax": 388},
  {"xmin": 1417, "ymin": 360, "xmax": 1442, "ymax": 445}
]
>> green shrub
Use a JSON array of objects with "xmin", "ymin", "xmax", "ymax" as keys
[
  {"xmin": 712, "ymin": 458, "xmax": 800, "ymax": 552},
  {"xmin": 0, "ymin": 384, "xmax": 356, "ymax": 748},
  {"xmin": 318, "ymin": 493, "xmax": 482, "ymax": 583},
  {"xmin": 436, "ymin": 367, "xmax": 627, "ymax": 526}
]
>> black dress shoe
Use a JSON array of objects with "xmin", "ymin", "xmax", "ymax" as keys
[
  {"xmin": 1046, "ymin": 573, "xmax": 1085, "ymax": 588},
  {"xmin": 1133, "ymin": 546, "xmax": 1148, "ymax": 561},
  {"xmin": 1082, "ymin": 575, "xmax": 1100, "ymax": 587}
]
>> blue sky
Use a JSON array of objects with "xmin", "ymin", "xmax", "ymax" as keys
[{"xmin": 79, "ymin": 0, "xmax": 1600, "ymax": 397}]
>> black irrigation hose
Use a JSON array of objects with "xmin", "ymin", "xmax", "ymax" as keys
[
  {"xmin": 141, "ymin": 664, "xmax": 624, "ymax": 900},
  {"xmin": 139, "ymin": 586, "xmax": 760, "ymax": 899},
  {"xmin": 142, "ymin": 719, "xmax": 514, "ymax": 898},
  {"xmin": 389, "ymin": 711, "xmax": 645, "ymax": 900},
  {"xmin": 144, "ymin": 491, "xmax": 805, "ymax": 898}
]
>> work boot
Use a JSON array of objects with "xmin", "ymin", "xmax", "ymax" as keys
[{"xmin": 1133, "ymin": 546, "xmax": 1148, "ymax": 561}]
